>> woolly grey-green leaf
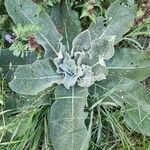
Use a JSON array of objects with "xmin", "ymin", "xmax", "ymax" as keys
[
  {"xmin": 89, "ymin": 0, "xmax": 135, "ymax": 44},
  {"xmin": 0, "ymin": 49, "xmax": 36, "ymax": 79},
  {"xmin": 51, "ymin": 0, "xmax": 81, "ymax": 50},
  {"xmin": 107, "ymin": 48, "xmax": 150, "ymax": 81},
  {"xmin": 89, "ymin": 36, "xmax": 115, "ymax": 67},
  {"xmin": 90, "ymin": 36, "xmax": 115, "ymax": 60},
  {"xmin": 53, "ymin": 30, "xmax": 115, "ymax": 88},
  {"xmin": 78, "ymin": 65, "xmax": 95, "ymax": 87},
  {"xmin": 9, "ymin": 59, "xmax": 63, "ymax": 95},
  {"xmin": 71, "ymin": 30, "xmax": 91, "ymax": 55},
  {"xmin": 49, "ymin": 85, "xmax": 89, "ymax": 150},
  {"xmin": 76, "ymin": 35, "xmax": 115, "ymax": 87},
  {"xmin": 5, "ymin": 0, "xmax": 63, "ymax": 58},
  {"xmin": 89, "ymin": 76, "xmax": 150, "ymax": 136},
  {"xmin": 54, "ymin": 49, "xmax": 84, "ymax": 89}
]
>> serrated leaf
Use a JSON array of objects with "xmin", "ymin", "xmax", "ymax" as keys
[
  {"xmin": 9, "ymin": 59, "xmax": 63, "ymax": 95},
  {"xmin": 106, "ymin": 48, "xmax": 150, "ymax": 81},
  {"xmin": 5, "ymin": 0, "xmax": 63, "ymax": 58},
  {"xmin": 49, "ymin": 85, "xmax": 90, "ymax": 150},
  {"xmin": 89, "ymin": 76, "xmax": 150, "ymax": 136},
  {"xmin": 89, "ymin": 0, "xmax": 135, "ymax": 44},
  {"xmin": 51, "ymin": 0, "xmax": 81, "ymax": 50}
]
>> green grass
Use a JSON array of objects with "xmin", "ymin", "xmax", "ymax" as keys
[
  {"xmin": 0, "ymin": 71, "xmax": 54, "ymax": 149},
  {"xmin": 1, "ymin": 68, "xmax": 150, "ymax": 149}
]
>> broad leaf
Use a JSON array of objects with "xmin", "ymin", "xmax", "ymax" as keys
[
  {"xmin": 51, "ymin": 0, "xmax": 81, "ymax": 50},
  {"xmin": 0, "ymin": 49, "xmax": 36, "ymax": 79},
  {"xmin": 89, "ymin": 0, "xmax": 135, "ymax": 44},
  {"xmin": 89, "ymin": 76, "xmax": 150, "ymax": 136},
  {"xmin": 106, "ymin": 48, "xmax": 150, "ymax": 81},
  {"xmin": 9, "ymin": 59, "xmax": 63, "ymax": 95},
  {"xmin": 49, "ymin": 85, "xmax": 90, "ymax": 150},
  {"xmin": 0, "ymin": 49, "xmax": 26, "ymax": 67},
  {"xmin": 5, "ymin": 0, "xmax": 63, "ymax": 58},
  {"xmin": 76, "ymin": 35, "xmax": 115, "ymax": 87}
]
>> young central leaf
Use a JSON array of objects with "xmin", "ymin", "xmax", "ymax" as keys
[{"xmin": 53, "ymin": 29, "xmax": 116, "ymax": 89}]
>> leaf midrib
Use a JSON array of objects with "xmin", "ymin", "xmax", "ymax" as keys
[{"xmin": 14, "ymin": 2, "xmax": 58, "ymax": 55}]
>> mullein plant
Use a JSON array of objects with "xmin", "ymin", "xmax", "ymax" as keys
[{"xmin": 2, "ymin": 0, "xmax": 150, "ymax": 149}]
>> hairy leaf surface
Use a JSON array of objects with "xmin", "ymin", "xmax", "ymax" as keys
[
  {"xmin": 9, "ymin": 60, "xmax": 63, "ymax": 95},
  {"xmin": 71, "ymin": 30, "xmax": 91, "ymax": 55},
  {"xmin": 89, "ymin": 76, "xmax": 150, "ymax": 136},
  {"xmin": 5, "ymin": 0, "xmax": 63, "ymax": 58},
  {"xmin": 49, "ymin": 85, "xmax": 89, "ymax": 150},
  {"xmin": 107, "ymin": 48, "xmax": 150, "ymax": 81},
  {"xmin": 89, "ymin": 0, "xmax": 135, "ymax": 44},
  {"xmin": 51, "ymin": 0, "xmax": 81, "ymax": 50}
]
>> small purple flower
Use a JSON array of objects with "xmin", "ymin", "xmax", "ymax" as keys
[{"xmin": 5, "ymin": 34, "xmax": 14, "ymax": 43}]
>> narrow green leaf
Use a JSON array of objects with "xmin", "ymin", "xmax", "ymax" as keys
[
  {"xmin": 49, "ymin": 85, "xmax": 89, "ymax": 150},
  {"xmin": 9, "ymin": 60, "xmax": 63, "ymax": 95},
  {"xmin": 5, "ymin": 0, "xmax": 63, "ymax": 58}
]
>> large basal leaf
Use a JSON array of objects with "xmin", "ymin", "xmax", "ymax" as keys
[
  {"xmin": 9, "ymin": 59, "xmax": 63, "ymax": 95},
  {"xmin": 49, "ymin": 85, "xmax": 90, "ymax": 150},
  {"xmin": 89, "ymin": 0, "xmax": 135, "ymax": 44},
  {"xmin": 0, "ymin": 49, "xmax": 36, "ymax": 79},
  {"xmin": 5, "ymin": 0, "xmax": 63, "ymax": 58},
  {"xmin": 106, "ymin": 48, "xmax": 150, "ymax": 81},
  {"xmin": 51, "ymin": 0, "xmax": 81, "ymax": 50},
  {"xmin": 89, "ymin": 76, "xmax": 150, "ymax": 136},
  {"xmin": 0, "ymin": 49, "xmax": 26, "ymax": 67}
]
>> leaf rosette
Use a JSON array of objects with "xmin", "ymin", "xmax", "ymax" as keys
[
  {"xmin": 8, "ymin": 29, "xmax": 115, "ymax": 95},
  {"xmin": 5, "ymin": 0, "xmax": 135, "ymax": 95},
  {"xmin": 53, "ymin": 30, "xmax": 115, "ymax": 89},
  {"xmin": 5, "ymin": 1, "xmax": 150, "ymax": 150}
]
